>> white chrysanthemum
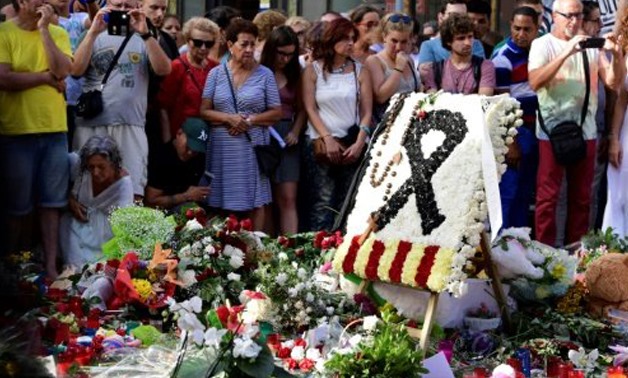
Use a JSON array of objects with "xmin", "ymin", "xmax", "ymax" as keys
[{"xmin": 275, "ymin": 273, "xmax": 288, "ymax": 286}]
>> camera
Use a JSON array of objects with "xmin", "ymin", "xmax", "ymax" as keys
[
  {"xmin": 107, "ymin": 10, "xmax": 130, "ymax": 36},
  {"xmin": 579, "ymin": 37, "xmax": 605, "ymax": 49}
]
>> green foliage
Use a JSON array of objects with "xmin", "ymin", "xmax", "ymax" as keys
[
  {"xmin": 324, "ymin": 319, "xmax": 429, "ymax": 378},
  {"xmin": 582, "ymin": 227, "xmax": 628, "ymax": 252},
  {"xmin": 130, "ymin": 325, "xmax": 163, "ymax": 347}
]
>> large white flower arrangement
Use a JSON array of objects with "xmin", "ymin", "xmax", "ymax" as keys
[{"xmin": 334, "ymin": 93, "xmax": 522, "ymax": 296}]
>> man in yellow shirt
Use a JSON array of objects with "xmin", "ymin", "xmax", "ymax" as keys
[{"xmin": 0, "ymin": 0, "xmax": 72, "ymax": 279}]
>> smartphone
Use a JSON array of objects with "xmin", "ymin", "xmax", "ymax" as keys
[
  {"xmin": 579, "ymin": 37, "xmax": 605, "ymax": 49},
  {"xmin": 199, "ymin": 171, "xmax": 214, "ymax": 187},
  {"xmin": 107, "ymin": 10, "xmax": 130, "ymax": 36}
]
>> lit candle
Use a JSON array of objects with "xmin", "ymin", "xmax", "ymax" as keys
[{"xmin": 608, "ymin": 365, "xmax": 627, "ymax": 378}]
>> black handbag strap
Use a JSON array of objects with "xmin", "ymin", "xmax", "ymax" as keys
[
  {"xmin": 102, "ymin": 32, "xmax": 134, "ymax": 87},
  {"xmin": 538, "ymin": 50, "xmax": 590, "ymax": 136},
  {"xmin": 223, "ymin": 63, "xmax": 255, "ymax": 144}
]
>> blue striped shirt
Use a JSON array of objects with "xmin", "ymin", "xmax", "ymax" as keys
[{"xmin": 202, "ymin": 64, "xmax": 281, "ymax": 211}]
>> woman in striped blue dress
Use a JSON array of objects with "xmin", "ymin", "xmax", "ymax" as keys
[{"xmin": 200, "ymin": 19, "xmax": 282, "ymax": 230}]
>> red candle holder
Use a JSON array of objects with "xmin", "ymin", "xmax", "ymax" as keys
[
  {"xmin": 558, "ymin": 362, "xmax": 574, "ymax": 378},
  {"xmin": 507, "ymin": 357, "xmax": 522, "ymax": 372}
]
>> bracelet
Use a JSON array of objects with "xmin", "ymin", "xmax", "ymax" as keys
[
  {"xmin": 359, "ymin": 125, "xmax": 371, "ymax": 136},
  {"xmin": 393, "ymin": 67, "xmax": 404, "ymax": 73}
]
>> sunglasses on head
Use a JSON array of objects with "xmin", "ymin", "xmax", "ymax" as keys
[
  {"xmin": 190, "ymin": 38, "xmax": 215, "ymax": 49},
  {"xmin": 389, "ymin": 14, "xmax": 412, "ymax": 24}
]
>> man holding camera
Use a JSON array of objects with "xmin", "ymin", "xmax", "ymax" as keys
[
  {"xmin": 71, "ymin": 0, "xmax": 171, "ymax": 198},
  {"xmin": 0, "ymin": 0, "xmax": 72, "ymax": 278},
  {"xmin": 528, "ymin": 0, "xmax": 624, "ymax": 246}
]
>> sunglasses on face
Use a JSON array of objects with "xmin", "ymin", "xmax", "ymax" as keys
[
  {"xmin": 389, "ymin": 14, "xmax": 412, "ymax": 24},
  {"xmin": 358, "ymin": 21, "xmax": 379, "ymax": 29},
  {"xmin": 190, "ymin": 38, "xmax": 215, "ymax": 48}
]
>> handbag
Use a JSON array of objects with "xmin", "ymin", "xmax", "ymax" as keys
[
  {"xmin": 312, "ymin": 61, "xmax": 362, "ymax": 165},
  {"xmin": 76, "ymin": 32, "xmax": 134, "ymax": 119},
  {"xmin": 223, "ymin": 64, "xmax": 281, "ymax": 177},
  {"xmin": 538, "ymin": 50, "xmax": 590, "ymax": 165}
]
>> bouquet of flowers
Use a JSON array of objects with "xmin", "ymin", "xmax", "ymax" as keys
[
  {"xmin": 254, "ymin": 254, "xmax": 357, "ymax": 336},
  {"xmin": 103, "ymin": 206, "xmax": 176, "ymax": 260},
  {"xmin": 578, "ymin": 228, "xmax": 628, "ymax": 272}
]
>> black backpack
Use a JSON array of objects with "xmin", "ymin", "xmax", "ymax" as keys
[{"xmin": 433, "ymin": 55, "xmax": 484, "ymax": 93}]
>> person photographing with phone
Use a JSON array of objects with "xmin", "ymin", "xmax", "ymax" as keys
[
  {"xmin": 528, "ymin": 0, "xmax": 624, "ymax": 247},
  {"xmin": 71, "ymin": 0, "xmax": 171, "ymax": 200},
  {"xmin": 144, "ymin": 118, "xmax": 210, "ymax": 210}
]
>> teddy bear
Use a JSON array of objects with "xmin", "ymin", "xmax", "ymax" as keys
[
  {"xmin": 491, "ymin": 227, "xmax": 546, "ymax": 280},
  {"xmin": 585, "ymin": 253, "xmax": 628, "ymax": 317}
]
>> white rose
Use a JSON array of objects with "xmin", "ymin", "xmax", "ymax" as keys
[
  {"xmin": 291, "ymin": 345, "xmax": 305, "ymax": 361},
  {"xmin": 183, "ymin": 219, "xmax": 203, "ymax": 231},
  {"xmin": 363, "ymin": 315, "xmax": 379, "ymax": 331},
  {"xmin": 306, "ymin": 348, "xmax": 322, "ymax": 361},
  {"xmin": 297, "ymin": 268, "xmax": 308, "ymax": 280},
  {"xmin": 278, "ymin": 252, "xmax": 288, "ymax": 261},
  {"xmin": 305, "ymin": 293, "xmax": 315, "ymax": 303},
  {"xmin": 275, "ymin": 273, "xmax": 288, "ymax": 286},
  {"xmin": 229, "ymin": 254, "xmax": 244, "ymax": 269},
  {"xmin": 232, "ymin": 336, "xmax": 262, "ymax": 359},
  {"xmin": 227, "ymin": 272, "xmax": 241, "ymax": 281},
  {"xmin": 204, "ymin": 244, "xmax": 216, "ymax": 255}
]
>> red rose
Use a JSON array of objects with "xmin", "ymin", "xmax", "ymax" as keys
[
  {"xmin": 276, "ymin": 347, "xmax": 291, "ymax": 359},
  {"xmin": 299, "ymin": 358, "xmax": 315, "ymax": 372},
  {"xmin": 277, "ymin": 236, "xmax": 290, "ymax": 248},
  {"xmin": 240, "ymin": 219, "xmax": 253, "ymax": 231},
  {"xmin": 285, "ymin": 358, "xmax": 298, "ymax": 370},
  {"xmin": 55, "ymin": 303, "xmax": 70, "ymax": 314},
  {"xmin": 294, "ymin": 248, "xmax": 305, "ymax": 258},
  {"xmin": 116, "ymin": 328, "xmax": 126, "ymax": 336},
  {"xmin": 95, "ymin": 263, "xmax": 103, "ymax": 272},
  {"xmin": 267, "ymin": 333, "xmax": 280, "ymax": 348},
  {"xmin": 294, "ymin": 338, "xmax": 307, "ymax": 347},
  {"xmin": 313, "ymin": 231, "xmax": 327, "ymax": 249},
  {"xmin": 225, "ymin": 215, "xmax": 240, "ymax": 232},
  {"xmin": 418, "ymin": 110, "xmax": 427, "ymax": 119},
  {"xmin": 185, "ymin": 208, "xmax": 195, "ymax": 220},
  {"xmin": 321, "ymin": 238, "xmax": 332, "ymax": 250}
]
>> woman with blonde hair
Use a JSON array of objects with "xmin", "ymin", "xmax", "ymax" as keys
[
  {"xmin": 285, "ymin": 16, "xmax": 312, "ymax": 54},
  {"xmin": 365, "ymin": 13, "xmax": 420, "ymax": 123},
  {"xmin": 253, "ymin": 9, "xmax": 288, "ymax": 60},
  {"xmin": 159, "ymin": 17, "xmax": 220, "ymax": 142}
]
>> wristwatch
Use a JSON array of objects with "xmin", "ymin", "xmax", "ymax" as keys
[{"xmin": 139, "ymin": 32, "xmax": 153, "ymax": 41}]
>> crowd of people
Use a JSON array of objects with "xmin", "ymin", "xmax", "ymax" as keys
[{"xmin": 0, "ymin": 0, "xmax": 626, "ymax": 279}]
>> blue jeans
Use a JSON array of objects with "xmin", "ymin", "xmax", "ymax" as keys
[
  {"xmin": 302, "ymin": 137, "xmax": 360, "ymax": 231},
  {"xmin": 500, "ymin": 126, "xmax": 538, "ymax": 229},
  {"xmin": 0, "ymin": 133, "xmax": 70, "ymax": 215}
]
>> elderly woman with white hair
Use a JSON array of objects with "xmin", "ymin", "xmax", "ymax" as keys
[{"xmin": 60, "ymin": 135, "xmax": 134, "ymax": 267}]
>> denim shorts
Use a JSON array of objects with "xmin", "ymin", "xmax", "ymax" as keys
[{"xmin": 0, "ymin": 133, "xmax": 70, "ymax": 215}]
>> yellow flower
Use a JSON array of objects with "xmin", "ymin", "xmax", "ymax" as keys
[
  {"xmin": 132, "ymin": 278, "xmax": 153, "ymax": 301},
  {"xmin": 551, "ymin": 263, "xmax": 566, "ymax": 280},
  {"xmin": 535, "ymin": 285, "xmax": 550, "ymax": 300}
]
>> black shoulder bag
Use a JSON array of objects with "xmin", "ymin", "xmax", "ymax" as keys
[
  {"xmin": 538, "ymin": 50, "xmax": 590, "ymax": 165},
  {"xmin": 76, "ymin": 33, "xmax": 134, "ymax": 119},
  {"xmin": 223, "ymin": 64, "xmax": 280, "ymax": 177}
]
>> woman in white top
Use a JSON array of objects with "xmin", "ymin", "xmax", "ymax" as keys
[
  {"xmin": 302, "ymin": 18, "xmax": 373, "ymax": 231},
  {"xmin": 365, "ymin": 13, "xmax": 420, "ymax": 124}
]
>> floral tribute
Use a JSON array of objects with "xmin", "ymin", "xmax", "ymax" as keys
[{"xmin": 334, "ymin": 92, "xmax": 522, "ymax": 295}]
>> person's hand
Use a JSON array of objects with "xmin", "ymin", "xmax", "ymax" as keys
[
  {"xmin": 505, "ymin": 140, "xmax": 522, "ymax": 169},
  {"xmin": 128, "ymin": 9, "xmax": 148, "ymax": 35},
  {"xmin": 323, "ymin": 136, "xmax": 344, "ymax": 164},
  {"xmin": 44, "ymin": 71, "xmax": 65, "ymax": 92},
  {"xmin": 565, "ymin": 35, "xmax": 587, "ymax": 56},
  {"xmin": 89, "ymin": 7, "xmax": 109, "ymax": 35},
  {"xmin": 225, "ymin": 114, "xmax": 249, "ymax": 135},
  {"xmin": 394, "ymin": 52, "xmax": 409, "ymax": 71},
  {"xmin": 36, "ymin": 4, "xmax": 55, "ymax": 30},
  {"xmin": 285, "ymin": 130, "xmax": 299, "ymax": 146},
  {"xmin": 342, "ymin": 138, "xmax": 366, "ymax": 165},
  {"xmin": 69, "ymin": 196, "xmax": 88, "ymax": 222},
  {"xmin": 184, "ymin": 186, "xmax": 211, "ymax": 202},
  {"xmin": 603, "ymin": 33, "xmax": 624, "ymax": 58},
  {"xmin": 609, "ymin": 137, "xmax": 623, "ymax": 168}
]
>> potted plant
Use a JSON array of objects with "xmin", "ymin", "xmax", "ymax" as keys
[{"xmin": 464, "ymin": 303, "xmax": 501, "ymax": 331}]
